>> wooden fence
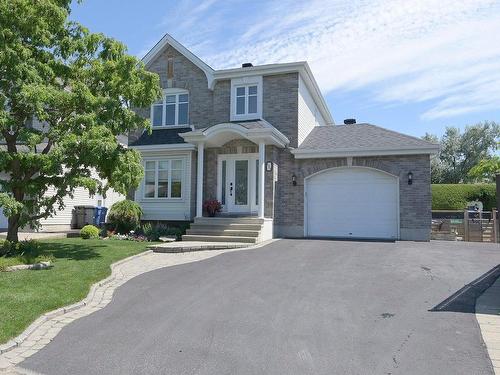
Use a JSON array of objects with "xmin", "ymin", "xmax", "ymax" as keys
[{"xmin": 431, "ymin": 210, "xmax": 499, "ymax": 243}]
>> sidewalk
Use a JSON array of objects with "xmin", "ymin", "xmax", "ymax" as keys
[{"xmin": 476, "ymin": 276, "xmax": 500, "ymax": 374}]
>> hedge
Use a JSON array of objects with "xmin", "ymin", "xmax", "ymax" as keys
[{"xmin": 432, "ymin": 184, "xmax": 497, "ymax": 211}]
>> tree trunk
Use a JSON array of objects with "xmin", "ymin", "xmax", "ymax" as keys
[{"xmin": 6, "ymin": 214, "xmax": 20, "ymax": 243}]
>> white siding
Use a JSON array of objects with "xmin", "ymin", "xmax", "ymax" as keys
[
  {"xmin": 298, "ymin": 75, "xmax": 327, "ymax": 145},
  {"xmin": 39, "ymin": 184, "xmax": 124, "ymax": 227},
  {"xmin": 135, "ymin": 150, "xmax": 193, "ymax": 221}
]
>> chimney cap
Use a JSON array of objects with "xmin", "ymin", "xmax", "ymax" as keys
[
  {"xmin": 344, "ymin": 118, "xmax": 356, "ymax": 125},
  {"xmin": 241, "ymin": 62, "xmax": 253, "ymax": 68}
]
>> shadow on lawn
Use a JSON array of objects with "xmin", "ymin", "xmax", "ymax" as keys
[
  {"xmin": 430, "ymin": 264, "xmax": 500, "ymax": 314},
  {"xmin": 40, "ymin": 241, "xmax": 105, "ymax": 261}
]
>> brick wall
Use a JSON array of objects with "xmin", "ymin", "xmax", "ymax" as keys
[
  {"xmin": 273, "ymin": 150, "xmax": 432, "ymax": 241},
  {"xmin": 263, "ymin": 73, "xmax": 299, "ymax": 147}
]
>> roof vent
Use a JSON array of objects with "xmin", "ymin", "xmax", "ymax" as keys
[
  {"xmin": 344, "ymin": 118, "xmax": 356, "ymax": 125},
  {"xmin": 242, "ymin": 62, "xmax": 253, "ymax": 68}
]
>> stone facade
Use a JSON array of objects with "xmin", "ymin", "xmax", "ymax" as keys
[
  {"xmin": 130, "ymin": 42, "xmax": 433, "ymax": 241},
  {"xmin": 272, "ymin": 150, "xmax": 431, "ymax": 241}
]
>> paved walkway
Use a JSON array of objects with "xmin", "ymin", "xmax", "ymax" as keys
[
  {"xmin": 14, "ymin": 240, "xmax": 500, "ymax": 375},
  {"xmin": 477, "ymin": 274, "xmax": 500, "ymax": 374},
  {"xmin": 0, "ymin": 241, "xmax": 274, "ymax": 374}
]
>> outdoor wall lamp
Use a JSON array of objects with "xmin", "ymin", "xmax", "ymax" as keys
[
  {"xmin": 408, "ymin": 171, "xmax": 413, "ymax": 185},
  {"xmin": 292, "ymin": 174, "xmax": 297, "ymax": 186}
]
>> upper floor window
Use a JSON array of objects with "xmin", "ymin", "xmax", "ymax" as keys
[
  {"xmin": 235, "ymin": 85, "xmax": 258, "ymax": 115},
  {"xmin": 230, "ymin": 76, "xmax": 262, "ymax": 121},
  {"xmin": 151, "ymin": 89, "xmax": 189, "ymax": 128}
]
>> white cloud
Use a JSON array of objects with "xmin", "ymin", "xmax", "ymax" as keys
[{"xmin": 159, "ymin": 0, "xmax": 500, "ymax": 120}]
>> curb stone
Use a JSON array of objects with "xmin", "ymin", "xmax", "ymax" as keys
[
  {"xmin": 0, "ymin": 250, "xmax": 153, "ymax": 355},
  {"xmin": 0, "ymin": 241, "xmax": 276, "ymax": 372},
  {"xmin": 476, "ymin": 275, "xmax": 500, "ymax": 375}
]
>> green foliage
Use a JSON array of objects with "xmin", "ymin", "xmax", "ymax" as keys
[
  {"xmin": 107, "ymin": 200, "xmax": 142, "ymax": 234},
  {"xmin": 0, "ymin": 239, "xmax": 41, "ymax": 257},
  {"xmin": 468, "ymin": 156, "xmax": 500, "ymax": 182},
  {"xmin": 141, "ymin": 222, "xmax": 186, "ymax": 241},
  {"xmin": 432, "ymin": 184, "xmax": 497, "ymax": 210},
  {"xmin": 80, "ymin": 225, "xmax": 100, "ymax": 239},
  {"xmin": 423, "ymin": 122, "xmax": 500, "ymax": 183},
  {"xmin": 0, "ymin": 0, "xmax": 161, "ymax": 241}
]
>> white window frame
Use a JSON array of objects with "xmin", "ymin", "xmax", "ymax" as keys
[
  {"xmin": 142, "ymin": 158, "xmax": 185, "ymax": 199},
  {"xmin": 230, "ymin": 76, "xmax": 263, "ymax": 121},
  {"xmin": 150, "ymin": 88, "xmax": 189, "ymax": 129}
]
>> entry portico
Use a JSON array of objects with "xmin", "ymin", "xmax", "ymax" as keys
[{"xmin": 181, "ymin": 120, "xmax": 289, "ymax": 218}]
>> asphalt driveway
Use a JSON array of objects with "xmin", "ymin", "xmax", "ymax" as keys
[{"xmin": 21, "ymin": 240, "xmax": 500, "ymax": 375}]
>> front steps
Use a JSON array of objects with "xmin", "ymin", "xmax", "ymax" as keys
[{"xmin": 182, "ymin": 217, "xmax": 270, "ymax": 244}]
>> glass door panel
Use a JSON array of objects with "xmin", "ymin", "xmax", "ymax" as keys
[{"xmin": 234, "ymin": 160, "xmax": 248, "ymax": 206}]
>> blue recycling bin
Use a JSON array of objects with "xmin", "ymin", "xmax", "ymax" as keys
[{"xmin": 93, "ymin": 206, "xmax": 108, "ymax": 226}]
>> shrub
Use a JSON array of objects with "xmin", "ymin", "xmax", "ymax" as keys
[
  {"xmin": 1, "ymin": 239, "xmax": 41, "ymax": 258},
  {"xmin": 107, "ymin": 200, "xmax": 142, "ymax": 234},
  {"xmin": 80, "ymin": 225, "xmax": 100, "ymax": 239},
  {"xmin": 141, "ymin": 222, "xmax": 187, "ymax": 241},
  {"xmin": 432, "ymin": 184, "xmax": 497, "ymax": 210}
]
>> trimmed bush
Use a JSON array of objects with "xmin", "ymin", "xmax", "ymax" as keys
[
  {"xmin": 432, "ymin": 184, "xmax": 496, "ymax": 210},
  {"xmin": 80, "ymin": 225, "xmax": 100, "ymax": 239},
  {"xmin": 141, "ymin": 222, "xmax": 187, "ymax": 241},
  {"xmin": 107, "ymin": 200, "xmax": 142, "ymax": 234}
]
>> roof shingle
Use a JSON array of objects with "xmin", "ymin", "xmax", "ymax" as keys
[{"xmin": 298, "ymin": 123, "xmax": 438, "ymax": 152}]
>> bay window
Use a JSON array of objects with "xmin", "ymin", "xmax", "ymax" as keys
[
  {"xmin": 151, "ymin": 89, "xmax": 189, "ymax": 127},
  {"xmin": 143, "ymin": 159, "xmax": 184, "ymax": 199}
]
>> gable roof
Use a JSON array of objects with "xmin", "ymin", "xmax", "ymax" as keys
[
  {"xmin": 142, "ymin": 34, "xmax": 215, "ymax": 88},
  {"xmin": 292, "ymin": 123, "xmax": 440, "ymax": 158},
  {"xmin": 140, "ymin": 33, "xmax": 334, "ymax": 125}
]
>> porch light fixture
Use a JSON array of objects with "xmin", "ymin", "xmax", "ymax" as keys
[
  {"xmin": 292, "ymin": 174, "xmax": 297, "ymax": 186},
  {"xmin": 266, "ymin": 161, "xmax": 273, "ymax": 172},
  {"xmin": 407, "ymin": 171, "xmax": 413, "ymax": 185}
]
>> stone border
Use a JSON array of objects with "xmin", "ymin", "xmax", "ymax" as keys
[
  {"xmin": 0, "ymin": 240, "xmax": 277, "ymax": 372},
  {"xmin": 5, "ymin": 262, "xmax": 52, "ymax": 272},
  {"xmin": 0, "ymin": 250, "xmax": 152, "ymax": 356},
  {"xmin": 476, "ymin": 275, "xmax": 500, "ymax": 374}
]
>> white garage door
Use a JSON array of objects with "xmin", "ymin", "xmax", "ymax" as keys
[{"xmin": 305, "ymin": 167, "xmax": 399, "ymax": 239}]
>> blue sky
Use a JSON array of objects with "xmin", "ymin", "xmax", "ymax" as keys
[{"xmin": 70, "ymin": 0, "xmax": 500, "ymax": 137}]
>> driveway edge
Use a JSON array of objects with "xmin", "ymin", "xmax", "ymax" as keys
[
  {"xmin": 476, "ymin": 275, "xmax": 500, "ymax": 374},
  {"xmin": 0, "ymin": 240, "xmax": 276, "ymax": 372}
]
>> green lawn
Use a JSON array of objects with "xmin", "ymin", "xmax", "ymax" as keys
[{"xmin": 0, "ymin": 238, "xmax": 151, "ymax": 344}]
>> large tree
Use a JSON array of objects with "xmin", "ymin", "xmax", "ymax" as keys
[
  {"xmin": 423, "ymin": 121, "xmax": 500, "ymax": 183},
  {"xmin": 0, "ymin": 0, "xmax": 161, "ymax": 242}
]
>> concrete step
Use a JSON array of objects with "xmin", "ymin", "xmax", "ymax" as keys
[
  {"xmin": 186, "ymin": 228, "xmax": 260, "ymax": 237},
  {"xmin": 190, "ymin": 223, "xmax": 263, "ymax": 231},
  {"xmin": 182, "ymin": 235, "xmax": 258, "ymax": 243},
  {"xmin": 194, "ymin": 217, "xmax": 264, "ymax": 225}
]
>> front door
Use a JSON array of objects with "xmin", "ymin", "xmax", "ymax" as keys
[{"xmin": 218, "ymin": 154, "xmax": 259, "ymax": 214}]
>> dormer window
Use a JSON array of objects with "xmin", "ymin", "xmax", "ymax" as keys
[
  {"xmin": 231, "ymin": 76, "xmax": 262, "ymax": 121},
  {"xmin": 151, "ymin": 89, "xmax": 189, "ymax": 128}
]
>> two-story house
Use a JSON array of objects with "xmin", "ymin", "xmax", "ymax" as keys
[{"xmin": 129, "ymin": 34, "xmax": 439, "ymax": 242}]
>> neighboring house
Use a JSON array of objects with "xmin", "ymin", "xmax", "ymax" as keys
[
  {"xmin": 0, "ymin": 118, "xmax": 125, "ymax": 232},
  {"xmin": 129, "ymin": 33, "xmax": 439, "ymax": 241}
]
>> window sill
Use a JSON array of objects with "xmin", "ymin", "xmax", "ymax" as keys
[
  {"xmin": 140, "ymin": 197, "xmax": 185, "ymax": 202},
  {"xmin": 230, "ymin": 114, "xmax": 261, "ymax": 122},
  {"xmin": 151, "ymin": 125, "xmax": 191, "ymax": 130}
]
